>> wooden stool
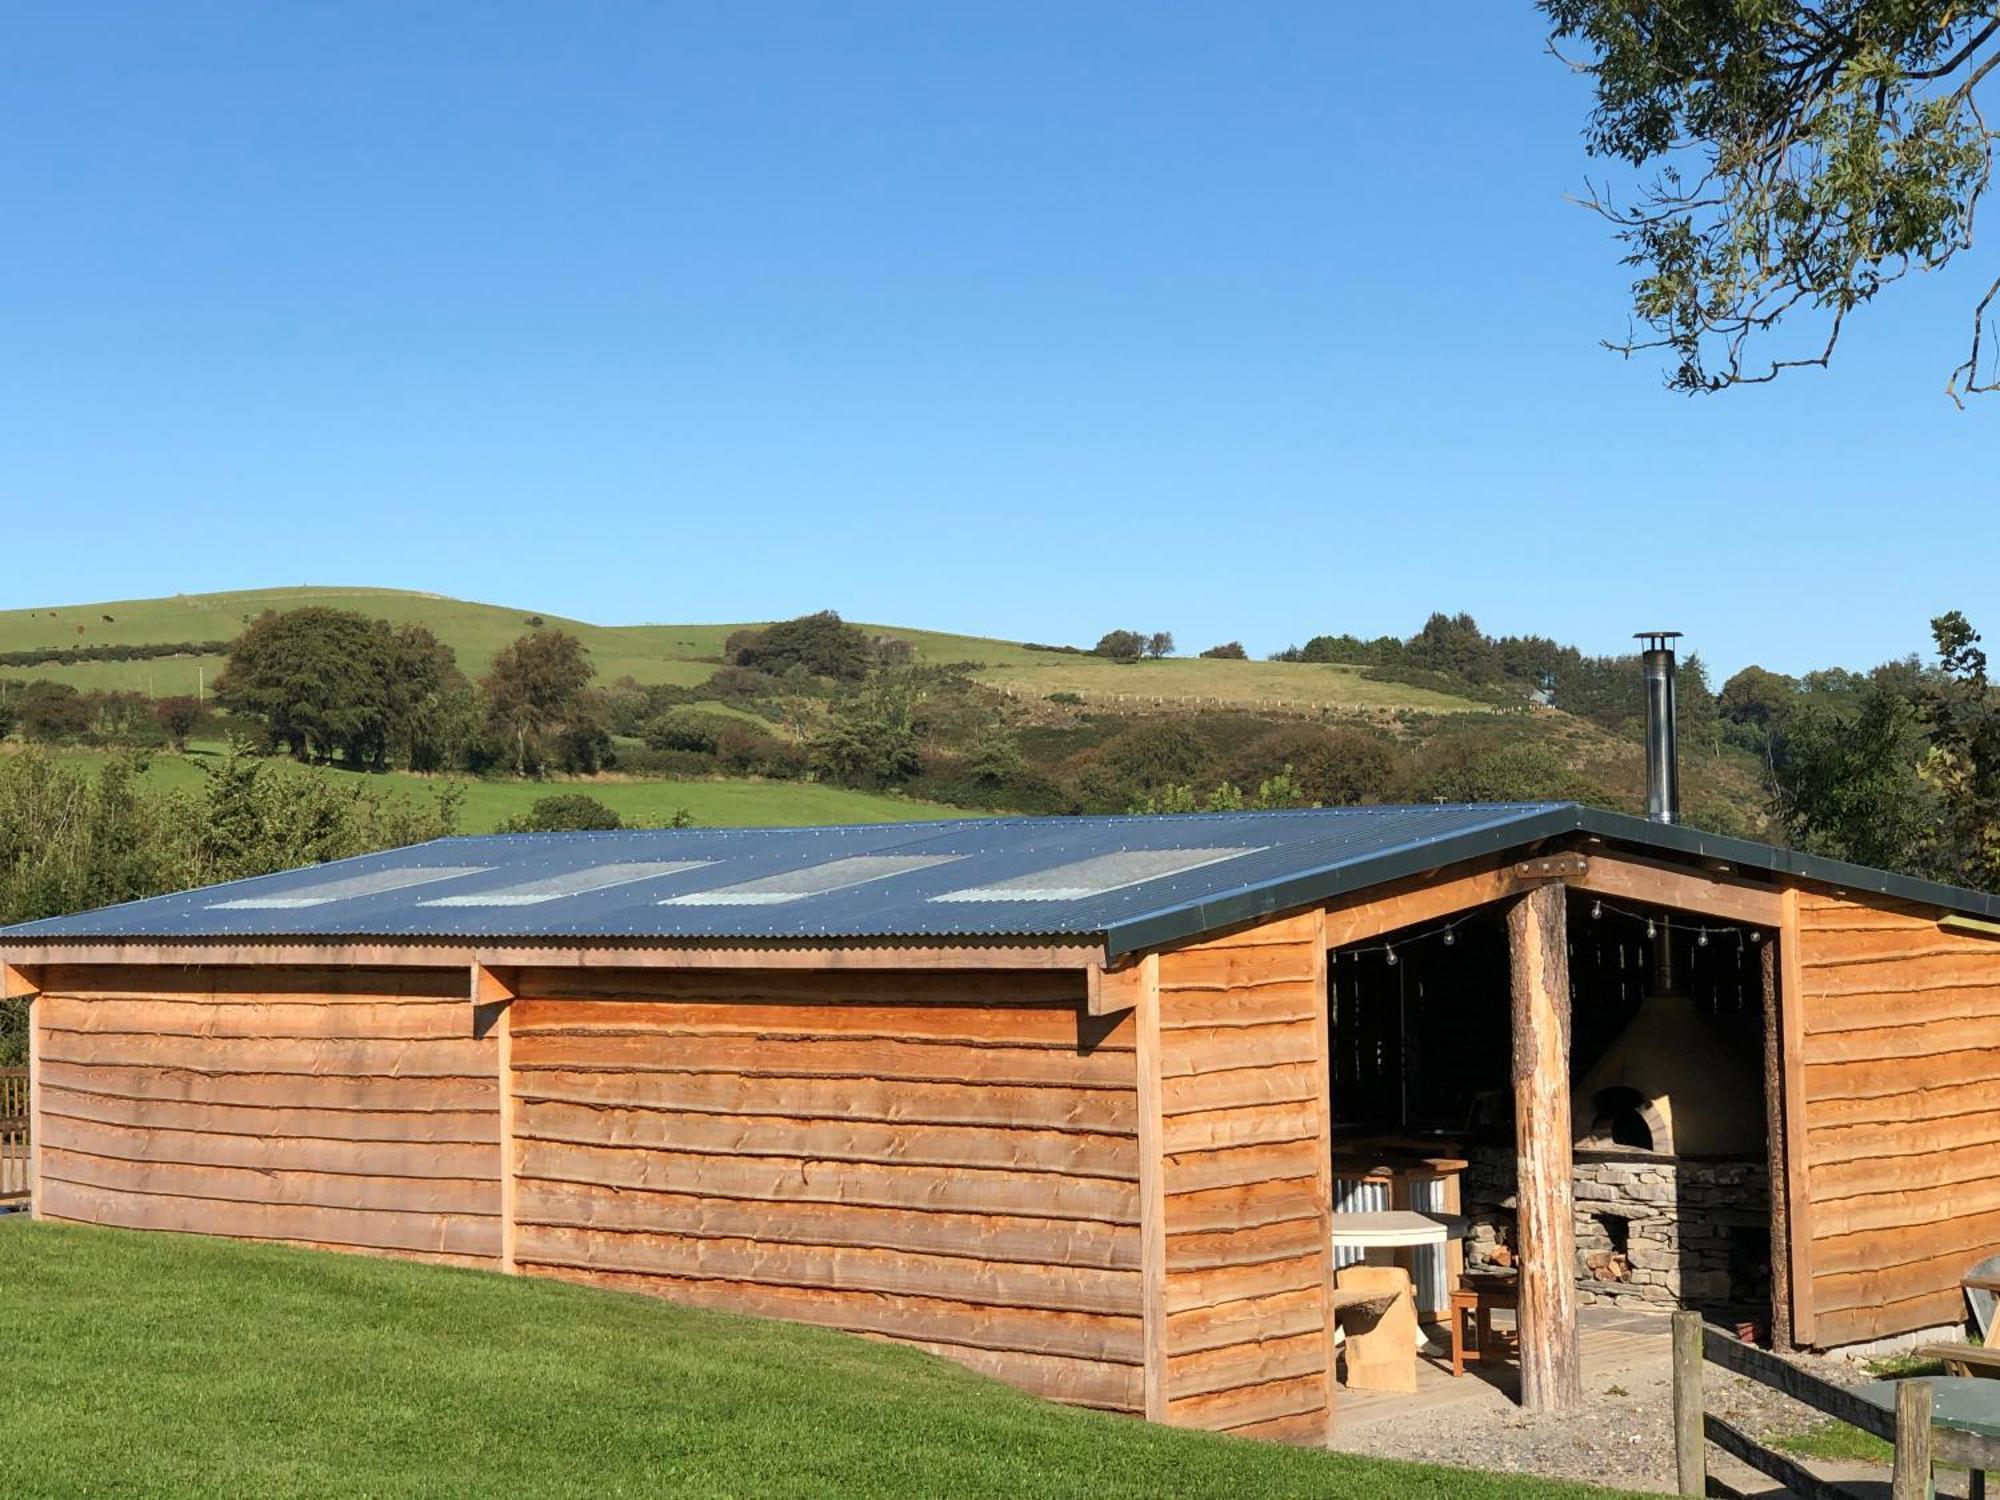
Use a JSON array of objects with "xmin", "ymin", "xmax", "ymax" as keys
[
  {"xmin": 1336, "ymin": 1265, "xmax": 1420, "ymax": 1393},
  {"xmin": 1449, "ymin": 1274, "xmax": 1519, "ymax": 1378}
]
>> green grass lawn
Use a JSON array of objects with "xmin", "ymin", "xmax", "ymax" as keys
[
  {"xmin": 0, "ymin": 1220, "xmax": 1640, "ymax": 1500},
  {"xmin": 48, "ymin": 745, "xmax": 965, "ymax": 832},
  {"xmin": 0, "ymin": 586, "xmax": 1493, "ymax": 715}
]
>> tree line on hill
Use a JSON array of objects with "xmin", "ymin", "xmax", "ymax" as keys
[{"xmin": 5, "ymin": 601, "xmax": 2000, "ymax": 895}]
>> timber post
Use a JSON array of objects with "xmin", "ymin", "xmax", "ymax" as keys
[
  {"xmin": 1506, "ymin": 881, "xmax": 1581, "ymax": 1413},
  {"xmin": 1758, "ymin": 934, "xmax": 1793, "ymax": 1350},
  {"xmin": 471, "ymin": 962, "xmax": 519, "ymax": 1275},
  {"xmin": 1891, "ymin": 1380, "xmax": 1934, "ymax": 1500},
  {"xmin": 1671, "ymin": 1311, "xmax": 1705, "ymax": 1496}
]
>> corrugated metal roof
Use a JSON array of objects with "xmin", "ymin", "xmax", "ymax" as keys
[{"xmin": 4, "ymin": 802, "xmax": 1995, "ymax": 959}]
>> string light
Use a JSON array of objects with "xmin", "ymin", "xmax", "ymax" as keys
[{"xmin": 1328, "ymin": 897, "xmax": 1761, "ymax": 965}]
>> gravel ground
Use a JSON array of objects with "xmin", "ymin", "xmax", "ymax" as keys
[{"xmin": 1329, "ymin": 1332, "xmax": 1901, "ymax": 1496}]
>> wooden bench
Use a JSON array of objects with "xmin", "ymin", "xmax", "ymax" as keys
[{"xmin": 1918, "ymin": 1343, "xmax": 2000, "ymax": 1380}]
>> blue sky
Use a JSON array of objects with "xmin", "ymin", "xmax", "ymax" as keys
[{"xmin": 0, "ymin": 4, "xmax": 1987, "ymax": 679}]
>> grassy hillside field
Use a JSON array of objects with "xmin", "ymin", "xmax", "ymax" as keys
[
  {"xmin": 0, "ymin": 1220, "xmax": 1641, "ymax": 1500},
  {"xmin": 48, "ymin": 744, "xmax": 958, "ymax": 833},
  {"xmin": 0, "ymin": 586, "xmax": 1494, "ymax": 714}
]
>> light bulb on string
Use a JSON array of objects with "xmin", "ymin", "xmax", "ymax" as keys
[
  {"xmin": 1384, "ymin": 947, "xmax": 1398, "ymax": 967},
  {"xmin": 1697, "ymin": 930, "xmax": 1710, "ymax": 948},
  {"xmin": 1590, "ymin": 901, "xmax": 1603, "ymax": 920},
  {"xmin": 1442, "ymin": 929, "xmax": 1456, "ymax": 947},
  {"xmin": 1646, "ymin": 919, "xmax": 1657, "ymax": 940}
]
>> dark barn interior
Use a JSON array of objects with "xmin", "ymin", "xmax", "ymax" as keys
[{"xmin": 1328, "ymin": 892, "xmax": 1775, "ymax": 1334}]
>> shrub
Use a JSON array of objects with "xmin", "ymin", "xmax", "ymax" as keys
[
  {"xmin": 1200, "ymin": 642, "xmax": 1248, "ymax": 660},
  {"xmin": 642, "ymin": 709, "xmax": 741, "ymax": 754},
  {"xmin": 496, "ymin": 794, "xmax": 623, "ymax": 832},
  {"xmin": 730, "ymin": 612, "xmax": 874, "ymax": 682},
  {"xmin": 1092, "ymin": 630, "xmax": 1147, "ymax": 661}
]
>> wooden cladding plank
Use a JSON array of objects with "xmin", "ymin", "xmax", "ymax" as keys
[
  {"xmin": 509, "ymin": 969, "xmax": 1087, "ymax": 1008},
  {"xmin": 1158, "ymin": 1062, "xmax": 1319, "ymax": 1119},
  {"xmin": 899, "ymin": 1337, "xmax": 1144, "ymax": 1413},
  {"xmin": 1813, "ymin": 1241, "xmax": 2000, "ymax": 1316},
  {"xmin": 1156, "ymin": 1020, "xmax": 1317, "ymax": 1072},
  {"xmin": 37, "ymin": 1085, "xmax": 497, "ymax": 1143},
  {"xmin": 42, "ymin": 1146, "xmax": 498, "ymax": 1218},
  {"xmin": 515, "ymin": 1067, "xmax": 1133, "ymax": 1136},
  {"xmin": 1798, "ymin": 927, "xmax": 1995, "ymax": 964},
  {"xmin": 1160, "ymin": 1100, "xmax": 1319, "ymax": 1156},
  {"xmin": 509, "ymin": 999, "xmax": 1121, "ymax": 1050},
  {"xmin": 1805, "ymin": 1049, "xmax": 2000, "ymax": 1101},
  {"xmin": 1158, "ymin": 986, "xmax": 1320, "ymax": 1031},
  {"xmin": 37, "ymin": 1114, "xmax": 499, "ymax": 1182},
  {"xmin": 1806, "ymin": 1112, "xmax": 2000, "ymax": 1169},
  {"xmin": 1165, "ymin": 1216, "xmax": 1324, "ymax": 1274},
  {"xmin": 510, "ymin": 1032, "xmax": 1131, "ymax": 1090},
  {"xmin": 1165, "ymin": 1287, "xmax": 1326, "ymax": 1357},
  {"xmin": 1802, "ymin": 1016, "xmax": 2000, "ymax": 1065},
  {"xmin": 516, "ymin": 1261, "xmax": 1143, "ymax": 1367},
  {"xmin": 1809, "ymin": 1175, "xmax": 2000, "ymax": 1239},
  {"xmin": 1805, "ymin": 1079, "xmax": 1998, "ymax": 1129},
  {"xmin": 39, "ymin": 1178, "xmax": 501, "ymax": 1259},
  {"xmin": 1160, "ymin": 1142, "xmax": 1322, "ymax": 1197},
  {"xmin": 1809, "ymin": 1139, "xmax": 2000, "ymax": 1201},
  {"xmin": 1164, "ymin": 1175, "xmax": 1322, "ymax": 1236},
  {"xmin": 39, "ymin": 1060, "xmax": 499, "ymax": 1114},
  {"xmin": 1811, "ymin": 1289, "xmax": 1968, "ymax": 1350},
  {"xmin": 1805, "ymin": 987, "xmax": 2000, "ymax": 1035},
  {"xmin": 37, "ymin": 1032, "xmax": 494, "ymax": 1080},
  {"xmin": 1165, "ymin": 1330, "xmax": 1323, "ymax": 1401},
  {"xmin": 1800, "ymin": 952, "xmax": 2000, "ymax": 996},
  {"xmin": 39, "ymin": 965, "xmax": 468, "ymax": 999},
  {"xmin": 514, "ymin": 1222, "xmax": 1139, "ymax": 1317},
  {"xmin": 1162, "ymin": 1252, "xmax": 1325, "ymax": 1316},
  {"xmin": 516, "ymin": 1098, "xmax": 1138, "ymax": 1179},
  {"xmin": 1164, "ymin": 1371, "xmax": 1325, "ymax": 1431},
  {"xmin": 36, "ymin": 996, "xmax": 472, "ymax": 1041},
  {"xmin": 514, "ymin": 1138, "xmax": 1139, "ymax": 1225},
  {"xmin": 1157, "ymin": 949, "xmax": 1319, "ymax": 994},
  {"xmin": 1813, "ymin": 1207, "xmax": 2000, "ymax": 1278},
  {"xmin": 514, "ymin": 1178, "xmax": 1139, "ymax": 1271}
]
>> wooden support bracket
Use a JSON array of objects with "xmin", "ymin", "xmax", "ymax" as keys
[
  {"xmin": 1514, "ymin": 853, "xmax": 1589, "ymax": 882},
  {"xmin": 1, "ymin": 962, "xmax": 41, "ymax": 1001},
  {"xmin": 1087, "ymin": 953, "xmax": 1158, "ymax": 1017},
  {"xmin": 471, "ymin": 961, "xmax": 520, "ymax": 1274}
]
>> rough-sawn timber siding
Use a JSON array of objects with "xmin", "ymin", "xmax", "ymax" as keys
[
  {"xmin": 1151, "ymin": 911, "xmax": 1334, "ymax": 1442},
  {"xmin": 33, "ymin": 965, "xmax": 501, "ymax": 1266},
  {"xmin": 1794, "ymin": 894, "xmax": 2000, "ymax": 1346},
  {"xmin": 504, "ymin": 969, "xmax": 1144, "ymax": 1413}
]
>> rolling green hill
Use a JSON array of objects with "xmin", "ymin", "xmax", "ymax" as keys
[{"xmin": 0, "ymin": 586, "xmax": 1494, "ymax": 715}]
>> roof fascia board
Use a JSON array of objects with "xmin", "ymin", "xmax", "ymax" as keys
[{"xmin": 0, "ymin": 936, "xmax": 1105, "ymax": 973}]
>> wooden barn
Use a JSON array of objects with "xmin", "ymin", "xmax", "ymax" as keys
[{"xmin": 4, "ymin": 789, "xmax": 1998, "ymax": 1443}]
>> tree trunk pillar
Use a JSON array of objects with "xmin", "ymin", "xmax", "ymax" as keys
[{"xmin": 1507, "ymin": 881, "xmax": 1582, "ymax": 1413}]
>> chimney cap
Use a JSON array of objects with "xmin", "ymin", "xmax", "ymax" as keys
[{"xmin": 1634, "ymin": 631, "xmax": 1683, "ymax": 652}]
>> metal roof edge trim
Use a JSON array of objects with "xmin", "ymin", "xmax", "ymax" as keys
[
  {"xmin": 1103, "ymin": 804, "xmax": 2000, "ymax": 960},
  {"xmin": 1101, "ymin": 805, "xmax": 1582, "ymax": 959}
]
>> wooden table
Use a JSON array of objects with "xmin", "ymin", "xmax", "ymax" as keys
[
  {"xmin": 1853, "ymin": 1377, "xmax": 2000, "ymax": 1500},
  {"xmin": 1330, "ymin": 1210, "xmax": 1464, "ymax": 1252},
  {"xmin": 1449, "ymin": 1276, "xmax": 1519, "ymax": 1378}
]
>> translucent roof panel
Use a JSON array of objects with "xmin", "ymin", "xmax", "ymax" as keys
[
  {"xmin": 421, "ymin": 861, "xmax": 712, "ymax": 908},
  {"xmin": 210, "ymin": 865, "xmax": 490, "ymax": 910},
  {"xmin": 662, "ymin": 854, "xmax": 962, "ymax": 907},
  {"xmin": 930, "ymin": 847, "xmax": 1263, "ymax": 903}
]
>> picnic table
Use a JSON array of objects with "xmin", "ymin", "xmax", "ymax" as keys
[
  {"xmin": 1853, "ymin": 1377, "xmax": 2000, "ymax": 1500},
  {"xmin": 1330, "ymin": 1209, "xmax": 1464, "ymax": 1252}
]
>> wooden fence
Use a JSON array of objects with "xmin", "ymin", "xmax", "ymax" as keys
[
  {"xmin": 0, "ymin": 1066, "xmax": 27, "ymax": 1204},
  {"xmin": 1673, "ymin": 1312, "xmax": 1996, "ymax": 1500}
]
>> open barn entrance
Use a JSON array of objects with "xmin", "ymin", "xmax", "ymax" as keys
[{"xmin": 1326, "ymin": 886, "xmax": 1776, "ymax": 1394}]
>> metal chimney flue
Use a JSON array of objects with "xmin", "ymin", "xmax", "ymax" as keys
[{"xmin": 1635, "ymin": 631, "xmax": 1682, "ymax": 826}]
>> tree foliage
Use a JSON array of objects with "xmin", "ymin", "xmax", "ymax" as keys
[
  {"xmin": 1545, "ymin": 1, "xmax": 2000, "ymax": 399},
  {"xmin": 730, "ymin": 612, "xmax": 877, "ymax": 682},
  {"xmin": 481, "ymin": 630, "xmax": 607, "ymax": 777}
]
